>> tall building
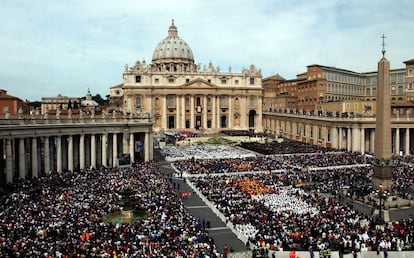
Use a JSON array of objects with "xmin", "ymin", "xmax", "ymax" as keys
[
  {"xmin": 110, "ymin": 20, "xmax": 263, "ymax": 133},
  {"xmin": 263, "ymin": 63, "xmax": 411, "ymax": 115}
]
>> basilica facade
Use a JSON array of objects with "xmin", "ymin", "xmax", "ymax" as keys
[{"xmin": 110, "ymin": 20, "xmax": 263, "ymax": 133}]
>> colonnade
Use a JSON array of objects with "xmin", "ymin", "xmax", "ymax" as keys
[
  {"xmin": 0, "ymin": 118, "xmax": 153, "ymax": 184},
  {"xmin": 263, "ymin": 113, "xmax": 414, "ymax": 156},
  {"xmin": 132, "ymin": 94, "xmax": 263, "ymax": 132}
]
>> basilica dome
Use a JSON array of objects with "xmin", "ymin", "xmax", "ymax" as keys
[{"xmin": 152, "ymin": 20, "xmax": 194, "ymax": 65}]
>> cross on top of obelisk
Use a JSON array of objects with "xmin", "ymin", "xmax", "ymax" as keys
[{"xmin": 381, "ymin": 33, "xmax": 386, "ymax": 57}]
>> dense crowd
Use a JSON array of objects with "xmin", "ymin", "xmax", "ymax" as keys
[
  {"xmin": 190, "ymin": 173, "xmax": 414, "ymax": 252},
  {"xmin": 174, "ymin": 152, "xmax": 370, "ymax": 174},
  {"xmin": 238, "ymin": 139, "xmax": 333, "ymax": 155},
  {"xmin": 0, "ymin": 162, "xmax": 221, "ymax": 257}
]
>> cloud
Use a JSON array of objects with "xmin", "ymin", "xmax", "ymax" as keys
[{"xmin": 1, "ymin": 0, "xmax": 413, "ymax": 101}]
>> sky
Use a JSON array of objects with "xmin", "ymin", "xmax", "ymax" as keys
[{"xmin": 1, "ymin": 0, "xmax": 413, "ymax": 101}]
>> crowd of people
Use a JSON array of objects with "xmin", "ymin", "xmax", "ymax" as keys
[
  {"xmin": 190, "ymin": 173, "xmax": 414, "ymax": 252},
  {"xmin": 0, "ymin": 162, "xmax": 221, "ymax": 257},
  {"xmin": 1, "ymin": 137, "xmax": 414, "ymax": 256},
  {"xmin": 166, "ymin": 141, "xmax": 414, "ymax": 253}
]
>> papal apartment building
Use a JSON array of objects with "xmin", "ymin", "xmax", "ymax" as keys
[
  {"xmin": 263, "ymin": 59, "xmax": 414, "ymax": 116},
  {"xmin": 109, "ymin": 20, "xmax": 263, "ymax": 133}
]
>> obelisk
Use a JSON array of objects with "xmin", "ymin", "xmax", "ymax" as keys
[{"xmin": 373, "ymin": 34, "xmax": 393, "ymax": 192}]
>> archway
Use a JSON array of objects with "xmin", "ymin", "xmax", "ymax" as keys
[{"xmin": 249, "ymin": 110, "xmax": 256, "ymax": 129}]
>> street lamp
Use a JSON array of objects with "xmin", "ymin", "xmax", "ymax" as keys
[
  {"xmin": 378, "ymin": 184, "xmax": 383, "ymax": 224},
  {"xmin": 375, "ymin": 184, "xmax": 388, "ymax": 224}
]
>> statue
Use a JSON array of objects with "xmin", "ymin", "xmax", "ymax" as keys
[
  {"xmin": 18, "ymin": 107, "xmax": 24, "ymax": 119},
  {"xmin": 30, "ymin": 108, "xmax": 35, "ymax": 120},
  {"xmin": 5, "ymin": 110, "xmax": 10, "ymax": 119},
  {"xmin": 44, "ymin": 108, "xmax": 49, "ymax": 120},
  {"xmin": 91, "ymin": 108, "xmax": 95, "ymax": 119},
  {"xmin": 68, "ymin": 108, "xmax": 72, "ymax": 119},
  {"xmin": 56, "ymin": 107, "xmax": 61, "ymax": 119},
  {"xmin": 79, "ymin": 109, "xmax": 83, "ymax": 119}
]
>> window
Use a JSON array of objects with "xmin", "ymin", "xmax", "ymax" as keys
[
  {"xmin": 250, "ymin": 97, "xmax": 255, "ymax": 107},
  {"xmin": 186, "ymin": 79, "xmax": 190, "ymax": 83},
  {"xmin": 250, "ymin": 78, "xmax": 255, "ymax": 85},
  {"xmin": 220, "ymin": 96, "xmax": 227, "ymax": 107},
  {"xmin": 135, "ymin": 76, "xmax": 141, "ymax": 83},
  {"xmin": 208, "ymin": 79, "xmax": 211, "ymax": 83},
  {"xmin": 136, "ymin": 96, "xmax": 141, "ymax": 110},
  {"xmin": 155, "ymin": 78, "xmax": 159, "ymax": 84},
  {"xmin": 221, "ymin": 79, "xmax": 227, "ymax": 84},
  {"xmin": 235, "ymin": 80, "xmax": 239, "ymax": 85},
  {"xmin": 168, "ymin": 78, "xmax": 174, "ymax": 83},
  {"xmin": 185, "ymin": 97, "xmax": 190, "ymax": 106},
  {"xmin": 168, "ymin": 96, "xmax": 174, "ymax": 107}
]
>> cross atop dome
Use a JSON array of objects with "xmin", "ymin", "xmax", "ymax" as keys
[{"xmin": 168, "ymin": 19, "xmax": 178, "ymax": 38}]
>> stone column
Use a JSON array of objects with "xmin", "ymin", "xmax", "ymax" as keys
[
  {"xmin": 129, "ymin": 132, "xmax": 135, "ymax": 163},
  {"xmin": 79, "ymin": 134, "xmax": 85, "ymax": 169},
  {"xmin": 352, "ymin": 127, "xmax": 360, "ymax": 152},
  {"xmin": 395, "ymin": 128, "xmax": 400, "ymax": 156},
  {"xmin": 175, "ymin": 95, "xmax": 180, "ymax": 129},
  {"xmin": 19, "ymin": 138, "xmax": 26, "ymax": 179},
  {"xmin": 347, "ymin": 127, "xmax": 352, "ymax": 151},
  {"xmin": 102, "ymin": 133, "xmax": 108, "ymax": 167},
  {"xmin": 44, "ymin": 136, "xmax": 50, "ymax": 174},
  {"xmin": 56, "ymin": 136, "xmax": 62, "ymax": 173},
  {"xmin": 360, "ymin": 128, "xmax": 365, "ymax": 154},
  {"xmin": 203, "ymin": 95, "xmax": 208, "ymax": 129},
  {"xmin": 322, "ymin": 126, "xmax": 327, "ymax": 147},
  {"xmin": 32, "ymin": 137, "xmax": 39, "ymax": 177},
  {"xmin": 123, "ymin": 130, "xmax": 129, "ymax": 154},
  {"xmin": 228, "ymin": 97, "xmax": 232, "ymax": 129},
  {"xmin": 190, "ymin": 96, "xmax": 195, "ymax": 129},
  {"xmin": 113, "ymin": 133, "xmax": 118, "ymax": 167},
  {"xmin": 338, "ymin": 128, "xmax": 343, "ymax": 149},
  {"xmin": 256, "ymin": 97, "xmax": 263, "ymax": 132},
  {"xmin": 405, "ymin": 128, "xmax": 410, "ymax": 156},
  {"xmin": 162, "ymin": 95, "xmax": 167, "ymax": 129},
  {"xmin": 182, "ymin": 95, "xmax": 186, "ymax": 129},
  {"xmin": 212, "ymin": 96, "xmax": 216, "ymax": 129},
  {"xmin": 6, "ymin": 139, "xmax": 13, "ymax": 184},
  {"xmin": 68, "ymin": 135, "xmax": 74, "ymax": 172},
  {"xmin": 305, "ymin": 124, "xmax": 310, "ymax": 143},
  {"xmin": 144, "ymin": 132, "xmax": 150, "ymax": 161},
  {"xmin": 91, "ymin": 134, "xmax": 96, "ymax": 168},
  {"xmin": 330, "ymin": 127, "xmax": 338, "ymax": 149},
  {"xmin": 313, "ymin": 125, "xmax": 318, "ymax": 143},
  {"xmin": 149, "ymin": 131, "xmax": 154, "ymax": 160},
  {"xmin": 370, "ymin": 129, "xmax": 375, "ymax": 154}
]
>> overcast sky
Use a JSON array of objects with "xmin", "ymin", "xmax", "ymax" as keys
[{"xmin": 1, "ymin": 0, "xmax": 413, "ymax": 101}]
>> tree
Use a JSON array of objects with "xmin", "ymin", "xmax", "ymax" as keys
[{"xmin": 93, "ymin": 94, "xmax": 109, "ymax": 106}]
